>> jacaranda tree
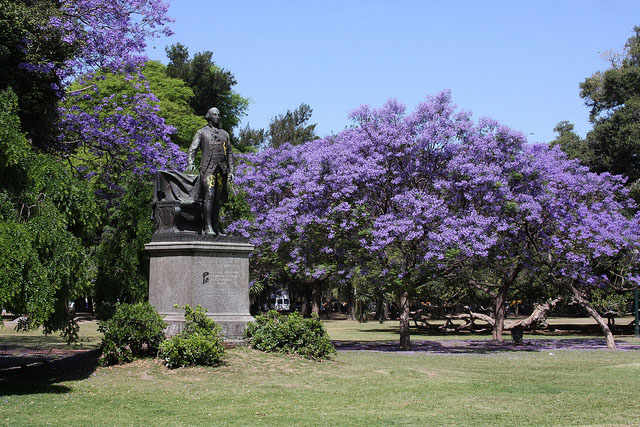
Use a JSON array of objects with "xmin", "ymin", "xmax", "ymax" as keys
[{"xmin": 232, "ymin": 91, "xmax": 640, "ymax": 349}]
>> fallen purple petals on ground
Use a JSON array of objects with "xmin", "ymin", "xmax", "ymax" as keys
[{"xmin": 332, "ymin": 338, "xmax": 640, "ymax": 354}]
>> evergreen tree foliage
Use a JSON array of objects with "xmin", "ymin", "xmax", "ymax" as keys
[
  {"xmin": 0, "ymin": 89, "xmax": 98, "ymax": 332},
  {"xmin": 236, "ymin": 103, "xmax": 319, "ymax": 152},
  {"xmin": 236, "ymin": 124, "xmax": 267, "ymax": 153},
  {"xmin": 550, "ymin": 121, "xmax": 585, "ymax": 161},
  {"xmin": 165, "ymin": 43, "xmax": 249, "ymax": 137},
  {"xmin": 0, "ymin": 0, "xmax": 73, "ymax": 150},
  {"xmin": 580, "ymin": 26, "xmax": 640, "ymax": 192},
  {"xmin": 268, "ymin": 103, "xmax": 318, "ymax": 148}
]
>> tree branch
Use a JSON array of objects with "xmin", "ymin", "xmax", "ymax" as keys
[{"xmin": 504, "ymin": 297, "xmax": 562, "ymax": 330}]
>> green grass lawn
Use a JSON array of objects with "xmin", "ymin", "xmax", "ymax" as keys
[
  {"xmin": 2, "ymin": 347, "xmax": 640, "ymax": 426},
  {"xmin": 0, "ymin": 319, "xmax": 102, "ymax": 351},
  {"xmin": 2, "ymin": 317, "xmax": 640, "ymax": 426}
]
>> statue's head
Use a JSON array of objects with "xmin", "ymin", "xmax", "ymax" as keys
[{"xmin": 205, "ymin": 107, "xmax": 220, "ymax": 124}]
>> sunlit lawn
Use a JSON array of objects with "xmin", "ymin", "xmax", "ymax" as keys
[
  {"xmin": 0, "ymin": 318, "xmax": 102, "ymax": 351},
  {"xmin": 2, "ymin": 346, "xmax": 640, "ymax": 426},
  {"xmin": 1, "ymin": 316, "xmax": 640, "ymax": 426}
]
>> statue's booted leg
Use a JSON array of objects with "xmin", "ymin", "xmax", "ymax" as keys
[
  {"xmin": 203, "ymin": 200, "xmax": 216, "ymax": 235},
  {"xmin": 212, "ymin": 200, "xmax": 226, "ymax": 236}
]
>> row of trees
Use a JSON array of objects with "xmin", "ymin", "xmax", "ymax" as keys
[
  {"xmin": 236, "ymin": 27, "xmax": 640, "ymax": 352},
  {"xmin": 230, "ymin": 91, "xmax": 640, "ymax": 349},
  {"xmin": 2, "ymin": 1, "xmax": 638, "ymax": 352},
  {"xmin": 231, "ymin": 28, "xmax": 640, "ymax": 350}
]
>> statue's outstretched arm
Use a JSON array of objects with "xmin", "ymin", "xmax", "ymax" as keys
[{"xmin": 186, "ymin": 130, "xmax": 201, "ymax": 174}]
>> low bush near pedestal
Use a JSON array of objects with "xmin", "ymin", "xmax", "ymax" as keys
[
  {"xmin": 244, "ymin": 310, "xmax": 336, "ymax": 360},
  {"xmin": 159, "ymin": 305, "xmax": 225, "ymax": 369},
  {"xmin": 98, "ymin": 302, "xmax": 167, "ymax": 365}
]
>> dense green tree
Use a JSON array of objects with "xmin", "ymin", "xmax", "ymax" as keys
[
  {"xmin": 267, "ymin": 103, "xmax": 318, "ymax": 148},
  {"xmin": 0, "ymin": 0, "xmax": 74, "ymax": 150},
  {"xmin": 237, "ymin": 103, "xmax": 319, "ymax": 151},
  {"xmin": 580, "ymin": 26, "xmax": 640, "ymax": 190},
  {"xmin": 94, "ymin": 178, "xmax": 154, "ymax": 310},
  {"xmin": 550, "ymin": 121, "xmax": 586, "ymax": 161},
  {"xmin": 0, "ymin": 89, "xmax": 99, "ymax": 334},
  {"xmin": 143, "ymin": 61, "xmax": 207, "ymax": 148},
  {"xmin": 236, "ymin": 124, "xmax": 267, "ymax": 153},
  {"xmin": 165, "ymin": 43, "xmax": 249, "ymax": 137}
]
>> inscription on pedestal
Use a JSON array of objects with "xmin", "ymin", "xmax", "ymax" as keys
[
  {"xmin": 146, "ymin": 240, "xmax": 254, "ymax": 340},
  {"xmin": 197, "ymin": 270, "xmax": 241, "ymax": 303}
]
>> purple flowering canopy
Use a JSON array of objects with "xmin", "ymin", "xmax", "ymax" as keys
[
  {"xmin": 21, "ymin": 0, "xmax": 185, "ymax": 180},
  {"xmin": 231, "ymin": 91, "xmax": 640, "ymax": 343}
]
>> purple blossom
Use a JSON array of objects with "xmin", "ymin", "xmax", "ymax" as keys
[
  {"xmin": 231, "ymin": 90, "xmax": 640, "ymax": 291},
  {"xmin": 18, "ymin": 0, "xmax": 177, "ymax": 187}
]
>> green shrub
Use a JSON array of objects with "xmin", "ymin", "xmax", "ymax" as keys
[
  {"xmin": 98, "ymin": 302, "xmax": 166, "ymax": 365},
  {"xmin": 95, "ymin": 301, "xmax": 117, "ymax": 320},
  {"xmin": 159, "ymin": 305, "xmax": 225, "ymax": 369},
  {"xmin": 244, "ymin": 310, "xmax": 336, "ymax": 360}
]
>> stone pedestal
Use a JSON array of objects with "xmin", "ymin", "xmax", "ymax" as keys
[{"xmin": 145, "ymin": 239, "xmax": 254, "ymax": 340}]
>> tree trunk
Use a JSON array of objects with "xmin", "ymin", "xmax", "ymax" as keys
[
  {"xmin": 375, "ymin": 297, "xmax": 385, "ymax": 323},
  {"xmin": 570, "ymin": 284, "xmax": 616, "ymax": 349},
  {"xmin": 465, "ymin": 297, "xmax": 561, "ymax": 335},
  {"xmin": 493, "ymin": 285, "xmax": 508, "ymax": 341},
  {"xmin": 324, "ymin": 298, "xmax": 332, "ymax": 320},
  {"xmin": 505, "ymin": 297, "xmax": 561, "ymax": 330},
  {"xmin": 300, "ymin": 290, "xmax": 310, "ymax": 317},
  {"xmin": 399, "ymin": 292, "xmax": 410, "ymax": 350},
  {"xmin": 466, "ymin": 311, "xmax": 495, "ymax": 327},
  {"xmin": 311, "ymin": 281, "xmax": 321, "ymax": 316},
  {"xmin": 347, "ymin": 284, "xmax": 356, "ymax": 321}
]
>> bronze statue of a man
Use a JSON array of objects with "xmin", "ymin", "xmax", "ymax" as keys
[{"xmin": 186, "ymin": 107, "xmax": 234, "ymax": 235}]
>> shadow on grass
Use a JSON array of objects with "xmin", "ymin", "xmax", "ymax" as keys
[
  {"xmin": 356, "ymin": 322, "xmax": 638, "ymax": 337},
  {"xmin": 0, "ymin": 334, "xmax": 100, "ymax": 352},
  {"xmin": 0, "ymin": 349, "xmax": 100, "ymax": 396},
  {"xmin": 332, "ymin": 338, "xmax": 640, "ymax": 354}
]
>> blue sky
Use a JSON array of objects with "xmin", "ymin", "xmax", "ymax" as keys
[{"xmin": 145, "ymin": 1, "xmax": 639, "ymax": 144}]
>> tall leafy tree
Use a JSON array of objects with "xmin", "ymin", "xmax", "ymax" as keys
[
  {"xmin": 0, "ymin": 89, "xmax": 99, "ymax": 335},
  {"xmin": 268, "ymin": 103, "xmax": 318, "ymax": 148},
  {"xmin": 236, "ymin": 124, "xmax": 267, "ymax": 153},
  {"xmin": 165, "ymin": 43, "xmax": 249, "ymax": 137},
  {"xmin": 550, "ymin": 121, "xmax": 585, "ymax": 161},
  {"xmin": 580, "ymin": 26, "xmax": 640, "ymax": 192},
  {"xmin": 237, "ymin": 103, "xmax": 318, "ymax": 152}
]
